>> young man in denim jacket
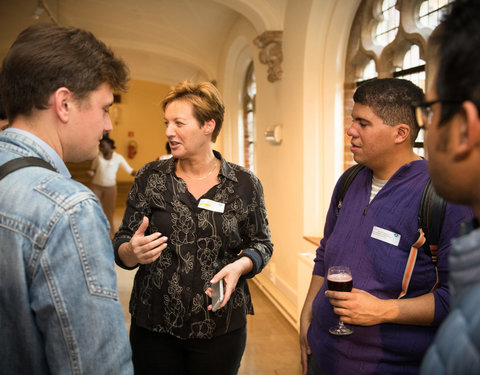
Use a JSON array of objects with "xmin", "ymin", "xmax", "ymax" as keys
[{"xmin": 0, "ymin": 24, "xmax": 133, "ymax": 374}]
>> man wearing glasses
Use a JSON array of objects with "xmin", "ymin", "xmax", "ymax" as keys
[{"xmin": 420, "ymin": 0, "xmax": 480, "ymax": 373}]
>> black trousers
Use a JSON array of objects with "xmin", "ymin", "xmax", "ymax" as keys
[{"xmin": 130, "ymin": 320, "xmax": 247, "ymax": 375}]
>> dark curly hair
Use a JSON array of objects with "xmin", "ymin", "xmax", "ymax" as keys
[
  {"xmin": 101, "ymin": 134, "xmax": 116, "ymax": 149},
  {"xmin": 429, "ymin": 0, "xmax": 480, "ymax": 125}
]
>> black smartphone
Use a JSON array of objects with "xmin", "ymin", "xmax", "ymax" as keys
[{"xmin": 211, "ymin": 280, "xmax": 224, "ymax": 312}]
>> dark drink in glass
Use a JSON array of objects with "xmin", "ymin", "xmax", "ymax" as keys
[
  {"xmin": 327, "ymin": 266, "xmax": 354, "ymax": 335},
  {"xmin": 327, "ymin": 273, "xmax": 353, "ymax": 292}
]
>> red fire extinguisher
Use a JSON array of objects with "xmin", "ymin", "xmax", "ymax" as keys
[{"xmin": 127, "ymin": 140, "xmax": 137, "ymax": 159}]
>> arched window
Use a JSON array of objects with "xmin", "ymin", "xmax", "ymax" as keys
[
  {"xmin": 375, "ymin": 0, "xmax": 399, "ymax": 46},
  {"xmin": 359, "ymin": 59, "xmax": 378, "ymax": 82},
  {"xmin": 394, "ymin": 44, "xmax": 427, "ymax": 156},
  {"xmin": 344, "ymin": 0, "xmax": 454, "ymax": 167},
  {"xmin": 242, "ymin": 61, "xmax": 256, "ymax": 171},
  {"xmin": 395, "ymin": 44, "xmax": 425, "ymax": 87},
  {"xmin": 419, "ymin": 0, "xmax": 453, "ymax": 27}
]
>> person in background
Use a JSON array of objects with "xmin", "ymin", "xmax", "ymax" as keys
[
  {"xmin": 88, "ymin": 133, "xmax": 136, "ymax": 238},
  {"xmin": 113, "ymin": 80, "xmax": 273, "ymax": 375},
  {"xmin": 420, "ymin": 0, "xmax": 480, "ymax": 373},
  {"xmin": 158, "ymin": 141, "xmax": 173, "ymax": 160},
  {"xmin": 299, "ymin": 78, "xmax": 473, "ymax": 375},
  {"xmin": 0, "ymin": 24, "xmax": 132, "ymax": 373}
]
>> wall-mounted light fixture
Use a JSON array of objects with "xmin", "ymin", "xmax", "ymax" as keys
[
  {"xmin": 264, "ymin": 124, "xmax": 282, "ymax": 145},
  {"xmin": 32, "ymin": 4, "xmax": 44, "ymax": 20},
  {"xmin": 110, "ymin": 105, "xmax": 121, "ymax": 126},
  {"xmin": 32, "ymin": 0, "xmax": 58, "ymax": 24}
]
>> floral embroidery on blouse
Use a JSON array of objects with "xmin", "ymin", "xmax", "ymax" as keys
[{"xmin": 113, "ymin": 151, "xmax": 273, "ymax": 339}]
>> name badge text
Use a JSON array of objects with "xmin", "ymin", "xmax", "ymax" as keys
[
  {"xmin": 198, "ymin": 199, "xmax": 225, "ymax": 213},
  {"xmin": 371, "ymin": 226, "xmax": 401, "ymax": 246}
]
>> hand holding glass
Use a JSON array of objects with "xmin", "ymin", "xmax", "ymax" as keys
[{"xmin": 327, "ymin": 266, "xmax": 353, "ymax": 335}]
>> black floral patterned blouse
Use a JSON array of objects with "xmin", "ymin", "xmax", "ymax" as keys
[{"xmin": 113, "ymin": 151, "xmax": 273, "ymax": 339}]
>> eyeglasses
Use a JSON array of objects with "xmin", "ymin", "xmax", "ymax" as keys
[{"xmin": 413, "ymin": 99, "xmax": 463, "ymax": 129}]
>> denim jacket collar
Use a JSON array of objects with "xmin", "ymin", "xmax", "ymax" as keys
[{"xmin": 3, "ymin": 128, "xmax": 71, "ymax": 177}]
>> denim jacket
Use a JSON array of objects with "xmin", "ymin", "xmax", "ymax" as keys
[
  {"xmin": 421, "ymin": 220, "xmax": 480, "ymax": 375},
  {"xmin": 0, "ymin": 130, "xmax": 133, "ymax": 374}
]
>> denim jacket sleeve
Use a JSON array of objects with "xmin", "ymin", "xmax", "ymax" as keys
[{"xmin": 30, "ymin": 194, "xmax": 133, "ymax": 374}]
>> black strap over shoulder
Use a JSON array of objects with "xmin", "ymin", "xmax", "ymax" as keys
[
  {"xmin": 335, "ymin": 164, "xmax": 365, "ymax": 217},
  {"xmin": 0, "ymin": 156, "xmax": 57, "ymax": 181},
  {"xmin": 418, "ymin": 178, "xmax": 447, "ymax": 258}
]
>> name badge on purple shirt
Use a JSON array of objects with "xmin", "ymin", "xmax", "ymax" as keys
[{"xmin": 371, "ymin": 226, "xmax": 401, "ymax": 246}]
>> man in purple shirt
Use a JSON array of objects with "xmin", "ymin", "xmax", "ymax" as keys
[{"xmin": 300, "ymin": 78, "xmax": 472, "ymax": 375}]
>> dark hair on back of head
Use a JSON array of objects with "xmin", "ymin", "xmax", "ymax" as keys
[
  {"xmin": 0, "ymin": 96, "xmax": 6, "ymax": 120},
  {"xmin": 430, "ymin": 0, "xmax": 480, "ymax": 125}
]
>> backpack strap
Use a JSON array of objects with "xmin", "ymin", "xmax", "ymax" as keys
[
  {"xmin": 419, "ymin": 178, "xmax": 447, "ymax": 261},
  {"xmin": 399, "ymin": 178, "xmax": 446, "ymax": 298},
  {"xmin": 335, "ymin": 164, "xmax": 365, "ymax": 217},
  {"xmin": 419, "ymin": 178, "xmax": 446, "ymax": 292},
  {"xmin": 0, "ymin": 156, "xmax": 57, "ymax": 181},
  {"xmin": 399, "ymin": 228, "xmax": 426, "ymax": 298}
]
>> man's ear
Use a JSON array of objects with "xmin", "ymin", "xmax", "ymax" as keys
[
  {"xmin": 393, "ymin": 123, "xmax": 411, "ymax": 144},
  {"xmin": 54, "ymin": 87, "xmax": 73, "ymax": 123},
  {"xmin": 454, "ymin": 101, "xmax": 480, "ymax": 159},
  {"xmin": 202, "ymin": 118, "xmax": 216, "ymax": 136}
]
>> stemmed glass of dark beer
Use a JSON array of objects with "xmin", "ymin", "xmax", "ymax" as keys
[{"xmin": 327, "ymin": 266, "xmax": 353, "ymax": 335}]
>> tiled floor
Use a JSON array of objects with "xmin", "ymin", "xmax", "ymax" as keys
[{"xmin": 238, "ymin": 283, "xmax": 303, "ymax": 375}]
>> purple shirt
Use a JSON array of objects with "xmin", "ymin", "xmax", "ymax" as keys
[{"xmin": 308, "ymin": 160, "xmax": 473, "ymax": 375}]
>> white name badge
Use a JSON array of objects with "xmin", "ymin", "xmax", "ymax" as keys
[
  {"xmin": 371, "ymin": 226, "xmax": 401, "ymax": 247},
  {"xmin": 198, "ymin": 199, "xmax": 225, "ymax": 213}
]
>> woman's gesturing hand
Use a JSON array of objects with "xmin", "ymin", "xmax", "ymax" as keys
[{"xmin": 120, "ymin": 216, "xmax": 168, "ymax": 267}]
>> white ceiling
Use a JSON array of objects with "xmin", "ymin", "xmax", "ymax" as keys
[{"xmin": 0, "ymin": 0, "xmax": 286, "ymax": 85}]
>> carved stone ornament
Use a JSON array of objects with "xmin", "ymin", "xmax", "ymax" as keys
[{"xmin": 253, "ymin": 31, "xmax": 283, "ymax": 82}]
